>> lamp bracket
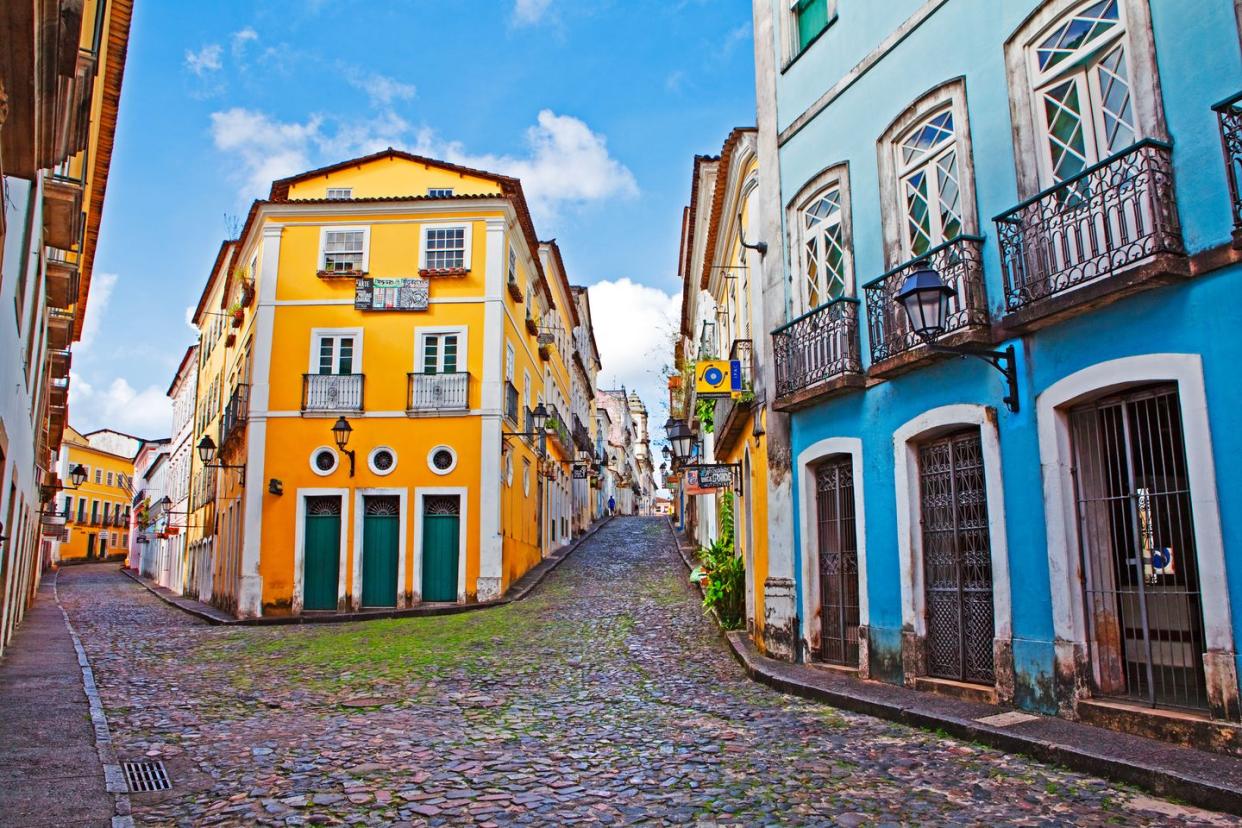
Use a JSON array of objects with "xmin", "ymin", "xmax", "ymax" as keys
[
  {"xmin": 737, "ymin": 214, "xmax": 768, "ymax": 256},
  {"xmin": 924, "ymin": 341, "xmax": 1020, "ymax": 413}
]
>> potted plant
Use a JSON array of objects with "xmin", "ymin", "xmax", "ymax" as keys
[
  {"xmin": 229, "ymin": 301, "xmax": 244, "ymax": 328},
  {"xmin": 225, "ymin": 332, "xmax": 237, "ymax": 348},
  {"xmin": 239, "ymin": 279, "xmax": 255, "ymax": 308},
  {"xmin": 525, "ymin": 315, "xmax": 538, "ymax": 335},
  {"xmin": 538, "ymin": 343, "xmax": 551, "ymax": 361}
]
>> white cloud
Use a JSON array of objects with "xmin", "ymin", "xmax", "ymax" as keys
[
  {"xmin": 587, "ymin": 278, "xmax": 680, "ymax": 423},
  {"xmin": 209, "ymin": 107, "xmax": 321, "ymax": 196},
  {"xmin": 78, "ymin": 272, "xmax": 117, "ymax": 352},
  {"xmin": 512, "ymin": 0, "xmax": 553, "ymax": 26},
  {"xmin": 347, "ymin": 70, "xmax": 416, "ymax": 107},
  {"xmin": 231, "ymin": 27, "xmax": 258, "ymax": 58},
  {"xmin": 69, "ymin": 375, "xmax": 172, "ymax": 438},
  {"xmin": 423, "ymin": 110, "xmax": 638, "ymax": 221},
  {"xmin": 185, "ymin": 43, "xmax": 223, "ymax": 76}
]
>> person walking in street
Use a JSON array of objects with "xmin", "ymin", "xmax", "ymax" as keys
[{"xmin": 608, "ymin": 495, "xmax": 616, "ymax": 516}]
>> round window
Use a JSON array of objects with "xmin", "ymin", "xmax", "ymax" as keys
[
  {"xmin": 310, "ymin": 447, "xmax": 338, "ymax": 476},
  {"xmin": 368, "ymin": 447, "xmax": 397, "ymax": 476},
  {"xmin": 427, "ymin": 445, "xmax": 458, "ymax": 476}
]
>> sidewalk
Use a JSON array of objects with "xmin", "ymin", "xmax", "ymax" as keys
[
  {"xmin": 0, "ymin": 574, "xmax": 123, "ymax": 827},
  {"xmin": 123, "ymin": 515, "xmax": 613, "ymax": 626},
  {"xmin": 666, "ymin": 519, "xmax": 1242, "ymax": 815}
]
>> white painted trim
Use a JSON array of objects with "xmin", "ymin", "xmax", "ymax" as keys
[
  {"xmin": 351, "ymin": 488, "xmax": 409, "ymax": 609},
  {"xmin": 413, "ymin": 487, "xmax": 469, "ymax": 603},
  {"xmin": 307, "ymin": 327, "xmax": 364, "ymax": 375},
  {"xmin": 1036, "ymin": 354, "xmax": 1232, "ymax": 655},
  {"xmin": 258, "ymin": 409, "xmax": 486, "ymax": 418},
  {"xmin": 796, "ymin": 437, "xmax": 869, "ymax": 662},
  {"xmin": 317, "ymin": 225, "xmax": 371, "ymax": 273},
  {"xmin": 893, "ymin": 405, "xmax": 1012, "ymax": 645},
  {"xmin": 309, "ymin": 446, "xmax": 339, "ymax": 476},
  {"xmin": 273, "ymin": 297, "xmax": 486, "ymax": 307},
  {"xmin": 292, "ymin": 487, "xmax": 350, "ymax": 615},
  {"xmin": 367, "ymin": 446, "xmax": 397, "ymax": 476},
  {"xmin": 427, "ymin": 445, "xmax": 459, "ymax": 476},
  {"xmin": 413, "ymin": 325, "xmax": 469, "ymax": 374},
  {"xmin": 786, "ymin": 162, "xmax": 855, "ymax": 313},
  {"xmin": 478, "ymin": 219, "xmax": 506, "ymax": 597},
  {"xmin": 418, "ymin": 222, "xmax": 474, "ymax": 270}
]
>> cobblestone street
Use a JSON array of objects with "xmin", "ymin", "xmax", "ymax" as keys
[{"xmin": 56, "ymin": 518, "xmax": 1236, "ymax": 827}]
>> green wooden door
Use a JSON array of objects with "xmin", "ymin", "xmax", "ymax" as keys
[
  {"xmin": 303, "ymin": 496, "xmax": 341, "ymax": 611},
  {"xmin": 422, "ymin": 495, "xmax": 460, "ymax": 602},
  {"xmin": 361, "ymin": 496, "xmax": 399, "ymax": 607}
]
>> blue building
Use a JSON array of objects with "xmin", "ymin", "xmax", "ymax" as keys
[{"xmin": 749, "ymin": 0, "xmax": 1242, "ymax": 745}]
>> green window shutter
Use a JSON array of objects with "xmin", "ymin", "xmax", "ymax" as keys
[
  {"xmin": 442, "ymin": 335, "xmax": 458, "ymax": 374},
  {"xmin": 796, "ymin": 0, "xmax": 829, "ymax": 52},
  {"xmin": 423, "ymin": 336, "xmax": 439, "ymax": 375}
]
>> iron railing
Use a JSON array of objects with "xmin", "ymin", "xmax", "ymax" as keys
[
  {"xmin": 544, "ymin": 404, "xmax": 574, "ymax": 455},
  {"xmin": 572, "ymin": 414, "xmax": 592, "ymax": 452},
  {"xmin": 219, "ymin": 384, "xmax": 249, "ymax": 447},
  {"xmin": 407, "ymin": 372, "xmax": 469, "ymax": 411},
  {"xmin": 505, "ymin": 382, "xmax": 520, "ymax": 424},
  {"xmin": 302, "ymin": 373, "xmax": 364, "ymax": 412},
  {"xmin": 995, "ymin": 139, "xmax": 1184, "ymax": 314},
  {"xmin": 863, "ymin": 235, "xmax": 988, "ymax": 365},
  {"xmin": 772, "ymin": 299, "xmax": 862, "ymax": 399},
  {"xmin": 1214, "ymin": 92, "xmax": 1242, "ymax": 245}
]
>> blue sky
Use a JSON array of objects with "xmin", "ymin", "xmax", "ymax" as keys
[{"xmin": 75, "ymin": 0, "xmax": 756, "ymax": 438}]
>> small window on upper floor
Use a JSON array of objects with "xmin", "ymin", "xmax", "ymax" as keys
[
  {"xmin": 508, "ymin": 245, "xmax": 519, "ymax": 285},
  {"xmin": 326, "ymin": 187, "xmax": 353, "ymax": 200},
  {"xmin": 421, "ymin": 225, "xmax": 471, "ymax": 271},
  {"xmin": 427, "ymin": 187, "xmax": 454, "ymax": 198},
  {"xmin": 790, "ymin": 0, "xmax": 837, "ymax": 59},
  {"xmin": 897, "ymin": 110, "xmax": 963, "ymax": 258},
  {"xmin": 320, "ymin": 228, "xmax": 368, "ymax": 273}
]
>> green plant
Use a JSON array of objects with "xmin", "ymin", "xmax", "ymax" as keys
[
  {"xmin": 738, "ymin": 382, "xmax": 756, "ymax": 404},
  {"xmin": 695, "ymin": 398, "xmax": 715, "ymax": 433},
  {"xmin": 690, "ymin": 537, "xmax": 744, "ymax": 630}
]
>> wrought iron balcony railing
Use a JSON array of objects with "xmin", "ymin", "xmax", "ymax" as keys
[
  {"xmin": 302, "ymin": 373, "xmax": 364, "ymax": 413},
  {"xmin": 863, "ymin": 235, "xmax": 989, "ymax": 369},
  {"xmin": 772, "ymin": 299, "xmax": 862, "ymax": 406},
  {"xmin": 219, "ymin": 384, "xmax": 249, "ymax": 447},
  {"xmin": 1214, "ymin": 92, "xmax": 1242, "ymax": 247},
  {"xmin": 572, "ymin": 414, "xmax": 592, "ymax": 452},
  {"xmin": 505, "ymin": 382, "xmax": 520, "ymax": 425},
  {"xmin": 408, "ymin": 372, "xmax": 469, "ymax": 412},
  {"xmin": 995, "ymin": 139, "xmax": 1184, "ymax": 319}
]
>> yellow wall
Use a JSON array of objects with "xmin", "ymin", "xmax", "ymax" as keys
[{"xmin": 57, "ymin": 436, "xmax": 134, "ymax": 562}]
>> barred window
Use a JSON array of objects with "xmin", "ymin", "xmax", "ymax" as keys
[
  {"xmin": 322, "ymin": 229, "xmax": 366, "ymax": 273},
  {"xmin": 326, "ymin": 187, "xmax": 352, "ymax": 200},
  {"xmin": 426, "ymin": 227, "xmax": 467, "ymax": 269}
]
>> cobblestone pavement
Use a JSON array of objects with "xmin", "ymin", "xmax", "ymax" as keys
[{"xmin": 58, "ymin": 518, "xmax": 1237, "ymax": 827}]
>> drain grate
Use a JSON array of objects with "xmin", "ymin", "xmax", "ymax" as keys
[{"xmin": 123, "ymin": 760, "xmax": 171, "ymax": 792}]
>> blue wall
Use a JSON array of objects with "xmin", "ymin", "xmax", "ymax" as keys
[{"xmin": 772, "ymin": 0, "xmax": 1242, "ymax": 711}]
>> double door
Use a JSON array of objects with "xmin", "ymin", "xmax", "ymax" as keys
[{"xmin": 815, "ymin": 458, "xmax": 859, "ymax": 667}]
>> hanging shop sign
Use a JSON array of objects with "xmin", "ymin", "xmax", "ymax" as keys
[
  {"xmin": 689, "ymin": 464, "xmax": 736, "ymax": 489},
  {"xmin": 694, "ymin": 359, "xmax": 742, "ymax": 398},
  {"xmin": 572, "ymin": 464, "xmax": 588, "ymax": 479},
  {"xmin": 355, "ymin": 277, "xmax": 430, "ymax": 311}
]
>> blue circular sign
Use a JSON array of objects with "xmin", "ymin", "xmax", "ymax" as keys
[{"xmin": 703, "ymin": 366, "xmax": 724, "ymax": 386}]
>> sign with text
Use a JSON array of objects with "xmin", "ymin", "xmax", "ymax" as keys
[
  {"xmin": 572, "ymin": 465, "xmax": 588, "ymax": 479},
  {"xmin": 355, "ymin": 277, "xmax": 430, "ymax": 311},
  {"xmin": 688, "ymin": 464, "xmax": 735, "ymax": 489}
]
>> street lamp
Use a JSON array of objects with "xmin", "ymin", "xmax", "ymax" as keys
[
  {"xmin": 894, "ymin": 261, "xmax": 1020, "ymax": 413},
  {"xmin": 331, "ymin": 416, "xmax": 356, "ymax": 477},
  {"xmin": 664, "ymin": 418, "xmax": 694, "ymax": 467},
  {"xmin": 196, "ymin": 435, "xmax": 248, "ymax": 485},
  {"xmin": 69, "ymin": 464, "xmax": 87, "ymax": 488},
  {"xmin": 502, "ymin": 403, "xmax": 549, "ymax": 456}
]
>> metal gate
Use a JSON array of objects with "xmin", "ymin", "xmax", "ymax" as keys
[
  {"xmin": 919, "ymin": 430, "xmax": 995, "ymax": 684},
  {"xmin": 1070, "ymin": 385, "xmax": 1207, "ymax": 711},
  {"xmin": 816, "ymin": 458, "xmax": 859, "ymax": 666}
]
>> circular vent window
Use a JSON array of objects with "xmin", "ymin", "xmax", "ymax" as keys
[
  {"xmin": 428, "ymin": 445, "xmax": 457, "ymax": 475},
  {"xmin": 310, "ymin": 447, "xmax": 338, "ymax": 476},
  {"xmin": 368, "ymin": 447, "xmax": 397, "ymax": 476}
]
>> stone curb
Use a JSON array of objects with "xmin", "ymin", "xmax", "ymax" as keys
[
  {"xmin": 660, "ymin": 519, "xmax": 1242, "ymax": 815},
  {"xmin": 122, "ymin": 515, "xmax": 614, "ymax": 627},
  {"xmin": 53, "ymin": 570, "xmax": 136, "ymax": 828}
]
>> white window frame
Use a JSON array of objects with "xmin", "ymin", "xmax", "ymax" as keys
[
  {"xmin": 326, "ymin": 187, "xmax": 353, "ymax": 200},
  {"xmin": 309, "ymin": 328, "xmax": 364, "ymax": 375},
  {"xmin": 309, "ymin": 446, "xmax": 339, "ymax": 477},
  {"xmin": 318, "ymin": 226, "xmax": 370, "ymax": 273},
  {"xmin": 1003, "ymin": 0, "xmax": 1167, "ymax": 198},
  {"xmin": 876, "ymin": 78, "xmax": 979, "ymax": 268},
  {"xmin": 505, "ymin": 342, "xmax": 515, "ymax": 383},
  {"xmin": 781, "ymin": 0, "xmax": 839, "ymax": 68},
  {"xmin": 419, "ymin": 223, "xmax": 473, "ymax": 270},
  {"xmin": 427, "ymin": 187, "xmax": 454, "ymax": 198},
  {"xmin": 787, "ymin": 163, "xmax": 854, "ymax": 314},
  {"xmin": 414, "ymin": 326, "xmax": 468, "ymax": 375}
]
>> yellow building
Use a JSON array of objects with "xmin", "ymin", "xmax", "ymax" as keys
[
  {"xmin": 675, "ymin": 128, "xmax": 771, "ymax": 641},
  {"xmin": 184, "ymin": 149, "xmax": 596, "ymax": 618},
  {"xmin": 52, "ymin": 427, "xmax": 138, "ymax": 563}
]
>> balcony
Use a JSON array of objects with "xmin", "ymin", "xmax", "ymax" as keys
[
  {"xmin": 505, "ymin": 381, "xmax": 520, "ymax": 425},
  {"xmin": 219, "ymin": 384, "xmax": 250, "ymax": 447},
  {"xmin": 863, "ymin": 235, "xmax": 990, "ymax": 378},
  {"xmin": 302, "ymin": 374, "xmax": 364, "ymax": 414},
  {"xmin": 714, "ymin": 339, "xmax": 755, "ymax": 454},
  {"xmin": 1214, "ymin": 92, "xmax": 1242, "ymax": 248},
  {"xmin": 42, "ymin": 175, "xmax": 83, "ymax": 251},
  {"xmin": 995, "ymin": 139, "xmax": 1187, "ymax": 333},
  {"xmin": 772, "ymin": 300, "xmax": 864, "ymax": 412},
  {"xmin": 45, "ymin": 258, "xmax": 78, "ymax": 309},
  {"xmin": 572, "ymin": 414, "xmax": 592, "ymax": 453},
  {"xmin": 48, "ymin": 348, "xmax": 71, "ymax": 379},
  {"xmin": 408, "ymin": 372, "xmax": 469, "ymax": 412},
  {"xmin": 544, "ymin": 404, "xmax": 574, "ymax": 456},
  {"xmin": 48, "ymin": 376, "xmax": 69, "ymax": 409},
  {"xmin": 47, "ymin": 308, "xmax": 74, "ymax": 350}
]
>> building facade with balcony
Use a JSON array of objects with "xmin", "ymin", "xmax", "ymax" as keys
[
  {"xmin": 130, "ymin": 438, "xmax": 172, "ymax": 580},
  {"xmin": 570, "ymin": 286, "xmax": 604, "ymax": 533},
  {"xmin": 50, "ymin": 426, "xmax": 138, "ymax": 564},
  {"xmin": 751, "ymin": 0, "xmax": 1242, "ymax": 745},
  {"xmin": 675, "ymin": 127, "xmax": 773, "ymax": 638},
  {"xmin": 0, "ymin": 0, "xmax": 132, "ymax": 653},
  {"xmin": 180, "ymin": 149, "xmax": 601, "ymax": 618}
]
